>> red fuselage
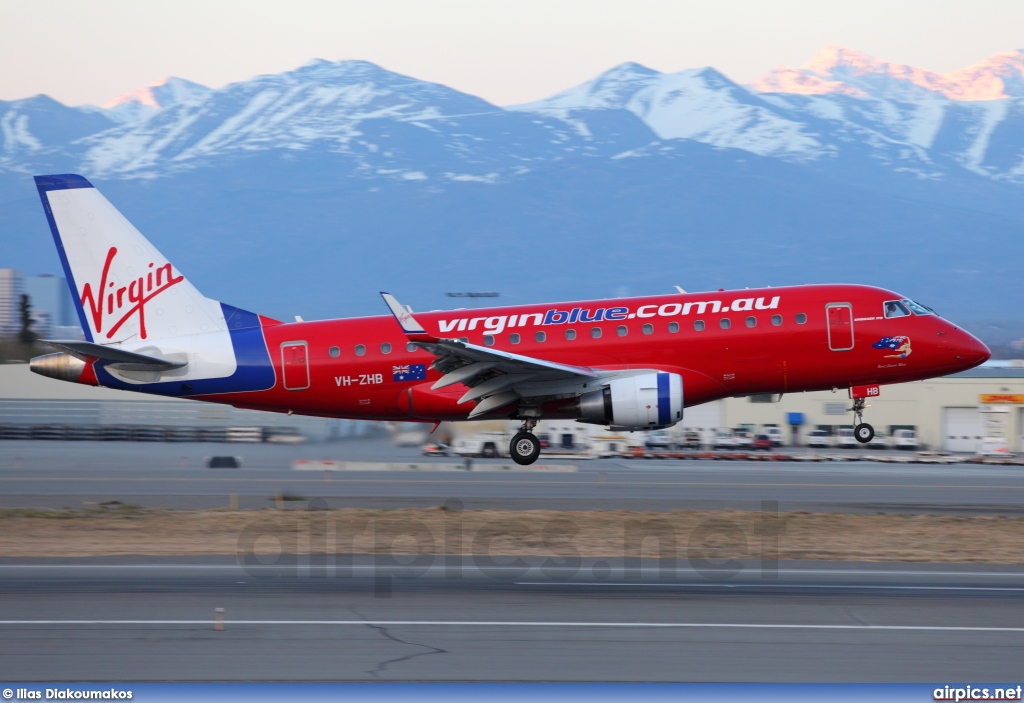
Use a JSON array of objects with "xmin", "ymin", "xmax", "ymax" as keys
[{"xmin": 207, "ymin": 284, "xmax": 990, "ymax": 423}]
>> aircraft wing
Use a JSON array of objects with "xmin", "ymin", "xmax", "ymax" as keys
[{"xmin": 381, "ymin": 293, "xmax": 598, "ymax": 418}]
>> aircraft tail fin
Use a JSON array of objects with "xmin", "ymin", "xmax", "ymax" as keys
[{"xmin": 34, "ymin": 174, "xmax": 226, "ymax": 344}]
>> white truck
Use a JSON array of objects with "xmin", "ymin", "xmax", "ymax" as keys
[
  {"xmin": 450, "ymin": 430, "xmax": 509, "ymax": 458},
  {"xmin": 893, "ymin": 429, "xmax": 918, "ymax": 450},
  {"xmin": 645, "ymin": 429, "xmax": 674, "ymax": 451},
  {"xmin": 764, "ymin": 426, "xmax": 784, "ymax": 447},
  {"xmin": 712, "ymin": 430, "xmax": 735, "ymax": 450},
  {"xmin": 806, "ymin": 430, "xmax": 831, "ymax": 448},
  {"xmin": 836, "ymin": 427, "xmax": 858, "ymax": 449}
]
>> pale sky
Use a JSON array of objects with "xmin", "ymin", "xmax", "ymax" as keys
[{"xmin": 3, "ymin": 0, "xmax": 1024, "ymax": 107}]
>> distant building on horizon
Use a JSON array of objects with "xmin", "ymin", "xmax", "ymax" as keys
[
  {"xmin": 0, "ymin": 269, "xmax": 81, "ymax": 339},
  {"xmin": 24, "ymin": 273, "xmax": 76, "ymax": 338},
  {"xmin": 0, "ymin": 269, "xmax": 23, "ymax": 337}
]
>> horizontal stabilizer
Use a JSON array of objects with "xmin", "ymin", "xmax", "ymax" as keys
[{"xmin": 42, "ymin": 340, "xmax": 186, "ymax": 370}]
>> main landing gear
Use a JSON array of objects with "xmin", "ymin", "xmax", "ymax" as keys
[
  {"xmin": 510, "ymin": 418, "xmax": 541, "ymax": 466},
  {"xmin": 850, "ymin": 397, "xmax": 874, "ymax": 444}
]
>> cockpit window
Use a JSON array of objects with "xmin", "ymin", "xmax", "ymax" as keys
[
  {"xmin": 883, "ymin": 300, "xmax": 911, "ymax": 318},
  {"xmin": 902, "ymin": 299, "xmax": 935, "ymax": 316}
]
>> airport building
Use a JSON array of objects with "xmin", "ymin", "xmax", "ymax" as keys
[
  {"xmin": 0, "ymin": 269, "xmax": 22, "ymax": 336},
  {"xmin": 0, "ymin": 269, "xmax": 81, "ymax": 339},
  {"xmin": 0, "ymin": 362, "xmax": 1022, "ymax": 452},
  {"xmin": 0, "ymin": 363, "xmax": 372, "ymax": 442},
  {"xmin": 23, "ymin": 273, "xmax": 77, "ymax": 338},
  {"xmin": 686, "ymin": 364, "xmax": 1024, "ymax": 453}
]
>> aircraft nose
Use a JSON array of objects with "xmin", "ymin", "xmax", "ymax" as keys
[{"xmin": 952, "ymin": 329, "xmax": 990, "ymax": 369}]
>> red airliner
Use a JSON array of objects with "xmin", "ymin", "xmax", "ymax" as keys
[{"xmin": 30, "ymin": 174, "xmax": 990, "ymax": 464}]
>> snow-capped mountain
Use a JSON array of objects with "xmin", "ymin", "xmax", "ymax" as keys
[
  {"xmin": 513, "ymin": 46, "xmax": 1024, "ymax": 181},
  {"xmin": 754, "ymin": 45, "xmax": 1024, "ymax": 101},
  {"xmin": 509, "ymin": 62, "xmax": 825, "ymax": 159},
  {"xmin": 2, "ymin": 49, "xmax": 1023, "ymax": 327},
  {"xmin": 102, "ymin": 77, "xmax": 211, "ymax": 124},
  {"xmin": 752, "ymin": 46, "xmax": 1024, "ymax": 178},
  {"xmin": 76, "ymin": 59, "xmax": 632, "ymax": 179},
  {"xmin": 5, "ymin": 48, "xmax": 1024, "ymax": 183},
  {"xmin": 0, "ymin": 95, "xmax": 116, "ymax": 169}
]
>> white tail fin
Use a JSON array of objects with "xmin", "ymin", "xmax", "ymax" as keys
[{"xmin": 35, "ymin": 174, "xmax": 225, "ymax": 344}]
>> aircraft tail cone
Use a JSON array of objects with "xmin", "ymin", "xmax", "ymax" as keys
[{"xmin": 30, "ymin": 352, "xmax": 86, "ymax": 383}]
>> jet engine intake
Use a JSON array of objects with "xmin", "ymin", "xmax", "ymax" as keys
[{"xmin": 577, "ymin": 372, "xmax": 683, "ymax": 430}]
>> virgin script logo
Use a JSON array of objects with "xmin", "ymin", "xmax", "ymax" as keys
[{"xmin": 80, "ymin": 247, "xmax": 184, "ymax": 340}]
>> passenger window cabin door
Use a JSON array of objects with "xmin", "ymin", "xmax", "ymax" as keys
[
  {"xmin": 281, "ymin": 341, "xmax": 310, "ymax": 390},
  {"xmin": 826, "ymin": 303, "xmax": 854, "ymax": 351}
]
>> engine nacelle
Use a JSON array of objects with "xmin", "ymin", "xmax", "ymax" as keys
[{"xmin": 577, "ymin": 372, "xmax": 683, "ymax": 430}]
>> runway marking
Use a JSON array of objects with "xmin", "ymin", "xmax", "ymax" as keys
[
  {"xmin": 0, "ymin": 620, "xmax": 1022, "ymax": 632},
  {"xmin": 1, "ymin": 476, "xmax": 1021, "ymax": 490},
  {"xmin": 514, "ymin": 582, "xmax": 1024, "ymax": 592},
  {"xmin": 1, "ymin": 565, "xmax": 1023, "ymax": 578}
]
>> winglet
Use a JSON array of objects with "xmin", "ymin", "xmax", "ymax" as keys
[{"xmin": 381, "ymin": 292, "xmax": 427, "ymax": 335}]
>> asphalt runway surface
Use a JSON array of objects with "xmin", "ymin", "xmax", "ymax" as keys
[
  {"xmin": 0, "ymin": 557, "xmax": 1022, "ymax": 681},
  {"xmin": 0, "ymin": 439, "xmax": 1022, "ymax": 514},
  {"xmin": 4, "ymin": 441, "xmax": 1024, "ymax": 682}
]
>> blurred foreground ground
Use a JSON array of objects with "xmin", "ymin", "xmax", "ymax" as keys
[{"xmin": 1, "ymin": 505, "xmax": 1022, "ymax": 563}]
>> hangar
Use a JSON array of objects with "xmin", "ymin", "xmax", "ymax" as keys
[{"xmin": 696, "ymin": 364, "xmax": 1024, "ymax": 452}]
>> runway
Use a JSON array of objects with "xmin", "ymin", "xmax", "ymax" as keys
[
  {"xmin": 1, "ymin": 439, "xmax": 1022, "ymax": 514},
  {"xmin": 1, "ymin": 558, "xmax": 1022, "ymax": 681},
  {"xmin": 4, "ymin": 441, "xmax": 1021, "ymax": 681}
]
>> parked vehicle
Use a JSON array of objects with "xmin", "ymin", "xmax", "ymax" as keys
[
  {"xmin": 732, "ymin": 429, "xmax": 753, "ymax": 449},
  {"xmin": 867, "ymin": 432, "xmax": 889, "ymax": 449},
  {"xmin": 681, "ymin": 430, "xmax": 702, "ymax": 450},
  {"xmin": 752, "ymin": 434, "xmax": 774, "ymax": 451},
  {"xmin": 712, "ymin": 431, "xmax": 735, "ymax": 450},
  {"xmin": 393, "ymin": 430, "xmax": 428, "ymax": 447},
  {"xmin": 451, "ymin": 431, "xmax": 508, "ymax": 458},
  {"xmin": 893, "ymin": 429, "xmax": 918, "ymax": 450},
  {"xmin": 836, "ymin": 427, "xmax": 858, "ymax": 449},
  {"xmin": 589, "ymin": 435, "xmax": 628, "ymax": 458},
  {"xmin": 807, "ymin": 430, "xmax": 830, "ymax": 448},
  {"xmin": 979, "ymin": 437, "xmax": 1010, "ymax": 456},
  {"xmin": 421, "ymin": 442, "xmax": 449, "ymax": 456},
  {"xmin": 764, "ymin": 426, "xmax": 784, "ymax": 447},
  {"xmin": 645, "ymin": 429, "xmax": 674, "ymax": 451}
]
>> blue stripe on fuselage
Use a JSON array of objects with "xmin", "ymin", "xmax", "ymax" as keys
[
  {"xmin": 657, "ymin": 372, "xmax": 670, "ymax": 426},
  {"xmin": 94, "ymin": 303, "xmax": 276, "ymax": 397}
]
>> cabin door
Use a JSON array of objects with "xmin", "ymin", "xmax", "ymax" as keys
[
  {"xmin": 826, "ymin": 303, "xmax": 854, "ymax": 351},
  {"xmin": 281, "ymin": 341, "xmax": 310, "ymax": 390}
]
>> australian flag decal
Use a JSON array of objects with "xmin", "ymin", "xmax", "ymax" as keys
[
  {"xmin": 392, "ymin": 363, "xmax": 427, "ymax": 382},
  {"xmin": 872, "ymin": 336, "xmax": 912, "ymax": 358},
  {"xmin": 872, "ymin": 336, "xmax": 908, "ymax": 350}
]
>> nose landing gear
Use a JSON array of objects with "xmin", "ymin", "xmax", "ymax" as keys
[
  {"xmin": 510, "ymin": 418, "xmax": 541, "ymax": 466},
  {"xmin": 850, "ymin": 397, "xmax": 874, "ymax": 444}
]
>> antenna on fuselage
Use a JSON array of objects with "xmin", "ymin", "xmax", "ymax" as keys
[{"xmin": 674, "ymin": 286, "xmax": 687, "ymax": 294}]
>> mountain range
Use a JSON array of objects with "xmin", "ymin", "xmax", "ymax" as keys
[{"xmin": 1, "ymin": 46, "xmax": 1022, "ymax": 337}]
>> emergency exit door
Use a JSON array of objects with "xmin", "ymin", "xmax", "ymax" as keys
[
  {"xmin": 826, "ymin": 303, "xmax": 854, "ymax": 351},
  {"xmin": 281, "ymin": 341, "xmax": 310, "ymax": 390}
]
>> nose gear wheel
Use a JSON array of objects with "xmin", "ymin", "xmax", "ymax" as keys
[{"xmin": 849, "ymin": 397, "xmax": 875, "ymax": 444}]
